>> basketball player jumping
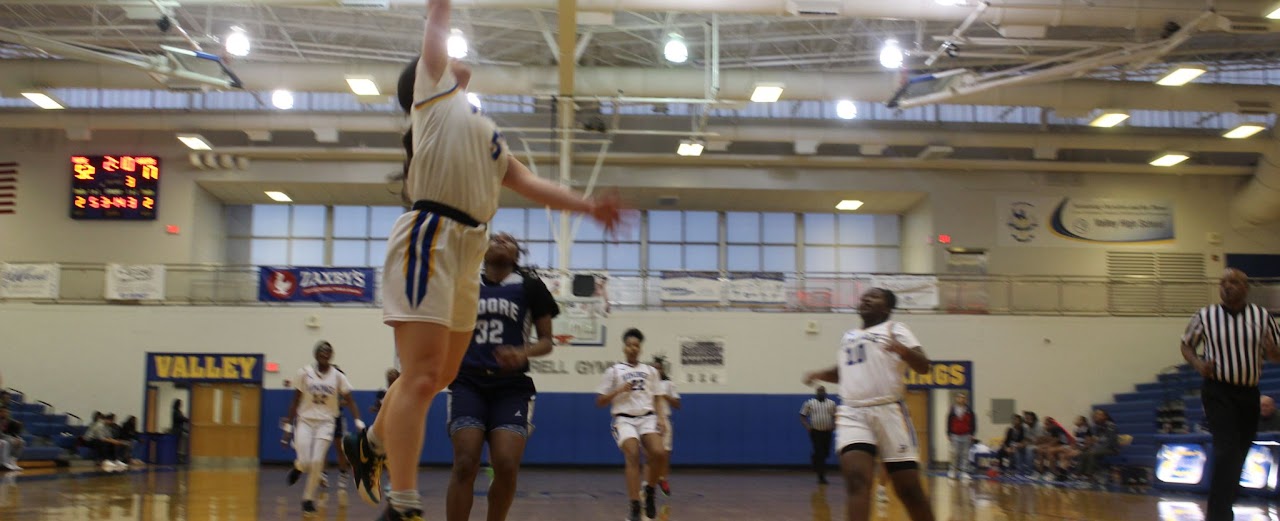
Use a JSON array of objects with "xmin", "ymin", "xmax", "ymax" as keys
[
  {"xmin": 284, "ymin": 341, "xmax": 363, "ymax": 515},
  {"xmin": 803, "ymin": 288, "xmax": 936, "ymax": 521},
  {"xmin": 445, "ymin": 233, "xmax": 560, "ymax": 521},
  {"xmin": 596, "ymin": 328, "xmax": 668, "ymax": 521},
  {"xmin": 341, "ymin": 0, "xmax": 623, "ymax": 518}
]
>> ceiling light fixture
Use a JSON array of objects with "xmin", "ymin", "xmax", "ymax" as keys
[
  {"xmin": 265, "ymin": 191, "xmax": 293, "ymax": 202},
  {"xmin": 1088, "ymin": 110, "xmax": 1130, "ymax": 128},
  {"xmin": 20, "ymin": 91, "xmax": 64, "ymax": 110},
  {"xmin": 664, "ymin": 32, "xmax": 688, "ymax": 63},
  {"xmin": 176, "ymin": 134, "xmax": 212, "ymax": 151},
  {"xmin": 467, "ymin": 92, "xmax": 482, "ymax": 109},
  {"xmin": 1156, "ymin": 65, "xmax": 1206, "ymax": 86},
  {"xmin": 1150, "ymin": 152, "xmax": 1190, "ymax": 167},
  {"xmin": 836, "ymin": 200, "xmax": 864, "ymax": 211},
  {"xmin": 879, "ymin": 39, "xmax": 904, "ymax": 69},
  {"xmin": 345, "ymin": 76, "xmax": 380, "ymax": 96},
  {"xmin": 1223, "ymin": 123, "xmax": 1266, "ymax": 139},
  {"xmin": 272, "ymin": 89, "xmax": 294, "ymax": 110},
  {"xmin": 750, "ymin": 83, "xmax": 785, "ymax": 103},
  {"xmin": 677, "ymin": 140, "xmax": 704, "ymax": 157},
  {"xmin": 835, "ymin": 100, "xmax": 857, "ymax": 120},
  {"xmin": 225, "ymin": 27, "xmax": 250, "ymax": 57},
  {"xmin": 447, "ymin": 29, "xmax": 468, "ymax": 59}
]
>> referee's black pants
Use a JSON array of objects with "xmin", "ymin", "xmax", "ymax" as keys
[
  {"xmin": 809, "ymin": 429, "xmax": 833, "ymax": 479},
  {"xmin": 1202, "ymin": 378, "xmax": 1260, "ymax": 521}
]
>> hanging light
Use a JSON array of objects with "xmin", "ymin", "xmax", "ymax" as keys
[
  {"xmin": 879, "ymin": 39, "xmax": 904, "ymax": 69},
  {"xmin": 272, "ymin": 90, "xmax": 294, "ymax": 110},
  {"xmin": 225, "ymin": 27, "xmax": 250, "ymax": 57},
  {"xmin": 835, "ymin": 100, "xmax": 857, "ymax": 120},
  {"xmin": 664, "ymin": 33, "xmax": 688, "ymax": 63},
  {"xmin": 447, "ymin": 29, "xmax": 468, "ymax": 59}
]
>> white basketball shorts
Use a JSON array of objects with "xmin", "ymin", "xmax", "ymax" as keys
[
  {"xmin": 834, "ymin": 402, "xmax": 920, "ymax": 463},
  {"xmin": 382, "ymin": 209, "xmax": 488, "ymax": 331},
  {"xmin": 611, "ymin": 414, "xmax": 660, "ymax": 447}
]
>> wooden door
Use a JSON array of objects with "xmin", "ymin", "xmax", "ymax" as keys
[
  {"xmin": 144, "ymin": 386, "xmax": 158, "ymax": 433},
  {"xmin": 904, "ymin": 390, "xmax": 930, "ymax": 465},
  {"xmin": 190, "ymin": 383, "xmax": 261, "ymax": 462}
]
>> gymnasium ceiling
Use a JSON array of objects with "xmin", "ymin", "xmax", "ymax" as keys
[{"xmin": 1, "ymin": 0, "xmax": 1280, "ymax": 211}]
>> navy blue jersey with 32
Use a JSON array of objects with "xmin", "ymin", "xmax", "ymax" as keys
[{"xmin": 463, "ymin": 271, "xmax": 558, "ymax": 372}]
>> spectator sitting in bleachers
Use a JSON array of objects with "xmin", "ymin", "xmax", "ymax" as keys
[
  {"xmin": 118, "ymin": 416, "xmax": 141, "ymax": 464},
  {"xmin": 85, "ymin": 414, "xmax": 131, "ymax": 472},
  {"xmin": 0, "ymin": 408, "xmax": 22, "ymax": 471},
  {"xmin": 1050, "ymin": 416, "xmax": 1093, "ymax": 478},
  {"xmin": 1034, "ymin": 416, "xmax": 1073, "ymax": 481},
  {"xmin": 1078, "ymin": 409, "xmax": 1120, "ymax": 485},
  {"xmin": 1259, "ymin": 396, "xmax": 1280, "ymax": 433},
  {"xmin": 1022, "ymin": 411, "xmax": 1045, "ymax": 477},
  {"xmin": 997, "ymin": 414, "xmax": 1028, "ymax": 475}
]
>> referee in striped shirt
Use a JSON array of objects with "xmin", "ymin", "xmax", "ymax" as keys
[
  {"xmin": 1181, "ymin": 268, "xmax": 1280, "ymax": 521},
  {"xmin": 800, "ymin": 386, "xmax": 837, "ymax": 484}
]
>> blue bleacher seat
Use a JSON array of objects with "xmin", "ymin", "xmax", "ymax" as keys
[{"xmin": 18, "ymin": 446, "xmax": 65, "ymax": 462}]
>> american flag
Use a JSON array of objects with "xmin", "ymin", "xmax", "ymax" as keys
[{"xmin": 0, "ymin": 162, "xmax": 14, "ymax": 215}]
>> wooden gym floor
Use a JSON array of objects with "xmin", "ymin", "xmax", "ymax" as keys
[{"xmin": 0, "ymin": 466, "xmax": 1267, "ymax": 521}]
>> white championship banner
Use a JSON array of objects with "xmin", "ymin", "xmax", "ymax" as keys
[
  {"xmin": 869, "ymin": 275, "xmax": 939, "ymax": 310},
  {"xmin": 0, "ymin": 262, "xmax": 60, "ymax": 299},
  {"xmin": 660, "ymin": 271, "xmax": 722, "ymax": 305},
  {"xmin": 727, "ymin": 272, "xmax": 787, "ymax": 307},
  {"xmin": 105, "ymin": 264, "xmax": 166, "ymax": 300}
]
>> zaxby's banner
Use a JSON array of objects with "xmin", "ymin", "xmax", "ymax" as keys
[
  {"xmin": 997, "ymin": 196, "xmax": 1175, "ymax": 247},
  {"xmin": 258, "ymin": 266, "xmax": 376, "ymax": 303}
]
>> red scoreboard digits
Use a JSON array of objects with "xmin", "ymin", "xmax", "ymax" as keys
[{"xmin": 70, "ymin": 155, "xmax": 161, "ymax": 220}]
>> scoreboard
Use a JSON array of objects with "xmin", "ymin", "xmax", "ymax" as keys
[{"xmin": 70, "ymin": 155, "xmax": 160, "ymax": 220}]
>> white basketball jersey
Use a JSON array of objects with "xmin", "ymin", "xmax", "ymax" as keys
[
  {"xmin": 296, "ymin": 365, "xmax": 353, "ymax": 422},
  {"xmin": 408, "ymin": 66, "xmax": 510, "ymax": 223},
  {"xmin": 655, "ymin": 380, "xmax": 679, "ymax": 418},
  {"xmin": 596, "ymin": 363, "xmax": 664, "ymax": 417},
  {"xmin": 837, "ymin": 321, "xmax": 921, "ymax": 407}
]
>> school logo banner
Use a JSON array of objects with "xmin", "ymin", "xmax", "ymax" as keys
[
  {"xmin": 257, "ymin": 266, "xmax": 375, "ymax": 303},
  {"xmin": 997, "ymin": 196, "xmax": 1175, "ymax": 247}
]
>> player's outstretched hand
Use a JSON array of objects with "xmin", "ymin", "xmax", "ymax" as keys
[
  {"xmin": 495, "ymin": 346, "xmax": 529, "ymax": 371},
  {"xmin": 587, "ymin": 189, "xmax": 628, "ymax": 237}
]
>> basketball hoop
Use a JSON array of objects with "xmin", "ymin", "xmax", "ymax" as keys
[{"xmin": 554, "ymin": 334, "xmax": 575, "ymax": 345}]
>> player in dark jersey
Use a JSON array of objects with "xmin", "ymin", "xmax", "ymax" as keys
[{"xmin": 444, "ymin": 233, "xmax": 559, "ymax": 521}]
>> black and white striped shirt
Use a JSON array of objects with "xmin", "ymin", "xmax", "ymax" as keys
[
  {"xmin": 1183, "ymin": 304, "xmax": 1280, "ymax": 387},
  {"xmin": 800, "ymin": 398, "xmax": 837, "ymax": 432}
]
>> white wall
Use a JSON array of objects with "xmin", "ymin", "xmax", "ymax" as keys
[
  {"xmin": 0, "ymin": 302, "xmax": 1186, "ymax": 457},
  {"xmin": 900, "ymin": 198, "xmax": 934, "ymax": 273},
  {"xmin": 0, "ymin": 130, "xmax": 225, "ymax": 265}
]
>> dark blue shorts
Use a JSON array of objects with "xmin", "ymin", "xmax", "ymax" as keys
[{"xmin": 447, "ymin": 371, "xmax": 537, "ymax": 438}]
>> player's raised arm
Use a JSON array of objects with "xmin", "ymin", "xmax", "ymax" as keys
[
  {"xmin": 421, "ymin": 0, "xmax": 452, "ymax": 86},
  {"xmin": 502, "ymin": 155, "xmax": 623, "ymax": 233}
]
